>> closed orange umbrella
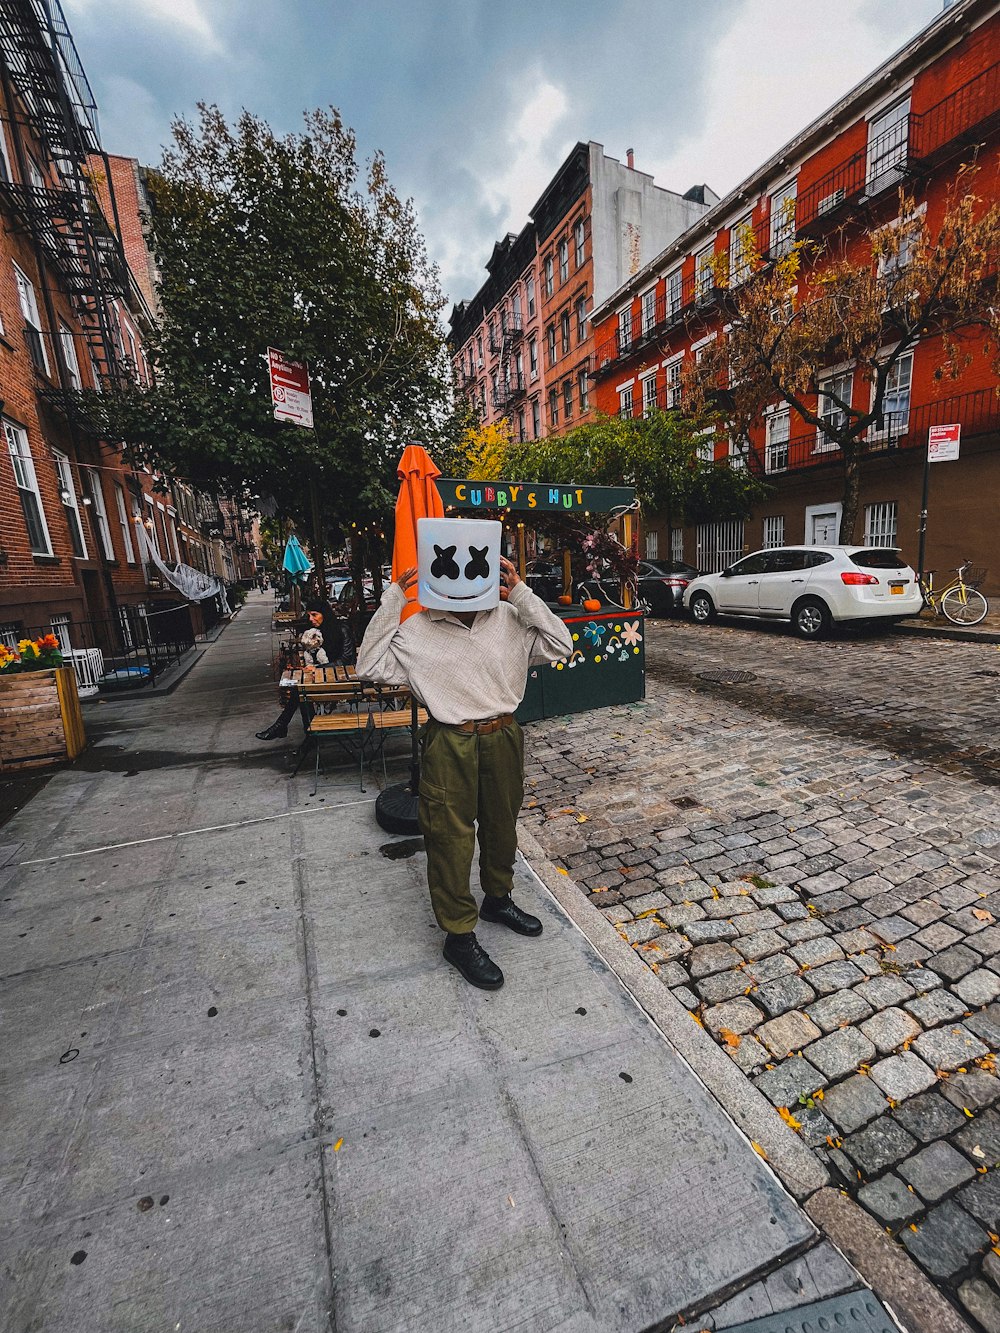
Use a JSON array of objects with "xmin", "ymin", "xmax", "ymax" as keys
[{"xmin": 392, "ymin": 442, "xmax": 444, "ymax": 623}]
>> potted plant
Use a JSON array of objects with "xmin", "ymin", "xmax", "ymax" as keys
[{"xmin": 0, "ymin": 634, "xmax": 86, "ymax": 770}]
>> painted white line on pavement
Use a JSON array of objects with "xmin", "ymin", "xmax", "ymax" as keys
[{"xmin": 17, "ymin": 797, "xmax": 377, "ymax": 866}]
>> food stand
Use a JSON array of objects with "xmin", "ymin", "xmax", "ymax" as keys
[{"xmin": 435, "ymin": 479, "xmax": 645, "ymax": 722}]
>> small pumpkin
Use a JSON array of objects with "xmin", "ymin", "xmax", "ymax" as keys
[
  {"xmin": 557, "ymin": 594, "xmax": 573, "ymax": 606},
  {"xmin": 583, "ymin": 598, "xmax": 602, "ymax": 612}
]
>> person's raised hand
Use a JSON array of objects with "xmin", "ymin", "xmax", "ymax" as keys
[
  {"xmin": 396, "ymin": 567, "xmax": 418, "ymax": 594},
  {"xmin": 499, "ymin": 556, "xmax": 521, "ymax": 601}
]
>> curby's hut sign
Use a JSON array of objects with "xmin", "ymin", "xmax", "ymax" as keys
[{"xmin": 437, "ymin": 479, "xmax": 635, "ymax": 514}]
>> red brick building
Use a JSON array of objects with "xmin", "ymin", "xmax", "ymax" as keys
[{"xmin": 589, "ymin": 0, "xmax": 1000, "ymax": 586}]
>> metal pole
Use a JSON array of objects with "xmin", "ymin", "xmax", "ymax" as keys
[{"xmin": 917, "ymin": 444, "xmax": 931, "ymax": 584}]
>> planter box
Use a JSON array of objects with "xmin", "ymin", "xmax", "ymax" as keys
[{"xmin": 0, "ymin": 666, "xmax": 86, "ymax": 771}]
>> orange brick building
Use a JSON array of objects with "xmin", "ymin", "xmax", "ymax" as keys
[{"xmin": 589, "ymin": 0, "xmax": 1000, "ymax": 585}]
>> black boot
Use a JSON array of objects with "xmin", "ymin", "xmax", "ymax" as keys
[
  {"xmin": 255, "ymin": 720, "xmax": 288, "ymax": 740},
  {"xmin": 479, "ymin": 895, "xmax": 543, "ymax": 937},
  {"xmin": 443, "ymin": 931, "xmax": 504, "ymax": 990}
]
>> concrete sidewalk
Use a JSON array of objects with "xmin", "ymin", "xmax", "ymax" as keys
[{"xmin": 1, "ymin": 593, "xmax": 876, "ymax": 1332}]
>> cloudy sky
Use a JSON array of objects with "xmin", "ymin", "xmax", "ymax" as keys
[{"xmin": 64, "ymin": 0, "xmax": 942, "ymax": 308}]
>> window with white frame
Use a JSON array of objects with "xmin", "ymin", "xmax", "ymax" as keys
[
  {"xmin": 867, "ymin": 95, "xmax": 911, "ymax": 191},
  {"xmin": 865, "ymin": 502, "xmax": 898, "ymax": 547},
  {"xmin": 58, "ymin": 323, "xmax": 81, "ymax": 390},
  {"xmin": 728, "ymin": 212, "xmax": 754, "ymax": 287},
  {"xmin": 642, "ymin": 372, "xmax": 658, "ymax": 417},
  {"xmin": 575, "ymin": 296, "xmax": 587, "ymax": 343},
  {"xmin": 0, "ymin": 622, "xmax": 19, "ymax": 650},
  {"xmin": 517, "ymin": 409, "xmax": 525, "ymax": 443},
  {"xmin": 531, "ymin": 398, "xmax": 541, "ymax": 439},
  {"xmin": 558, "ymin": 238, "xmax": 568, "ymax": 284},
  {"xmin": 49, "ymin": 613, "xmax": 71, "ymax": 654},
  {"xmin": 574, "ymin": 218, "xmax": 586, "ymax": 268},
  {"xmin": 664, "ymin": 356, "xmax": 683, "ymax": 409},
  {"xmin": 766, "ymin": 407, "xmax": 790, "ymax": 473},
  {"xmin": 546, "ymin": 324, "xmax": 556, "ymax": 365},
  {"xmin": 528, "ymin": 336, "xmax": 538, "ymax": 379},
  {"xmin": 728, "ymin": 436, "xmax": 746, "ymax": 470},
  {"xmin": 695, "ymin": 243, "xmax": 716, "ymax": 300},
  {"xmin": 5, "ymin": 420, "xmax": 51, "ymax": 555},
  {"xmin": 665, "ymin": 268, "xmax": 683, "ymax": 319},
  {"xmin": 544, "ymin": 255, "xmax": 554, "ymax": 297},
  {"xmin": 769, "ymin": 181, "xmax": 797, "ymax": 258},
  {"xmin": 619, "ymin": 384, "xmax": 634, "ymax": 419},
  {"xmin": 696, "ymin": 428, "xmax": 716, "ymax": 463},
  {"xmin": 563, "ymin": 378, "xmax": 573, "ymax": 421},
  {"xmin": 167, "ymin": 511, "xmax": 181, "ymax": 562},
  {"xmin": 144, "ymin": 496, "xmax": 161, "ymax": 556},
  {"xmin": 874, "ymin": 350, "xmax": 913, "ymax": 438},
  {"xmin": 641, "ymin": 288, "xmax": 656, "ymax": 337},
  {"xmin": 54, "ymin": 451, "xmax": 87, "ymax": 557},
  {"xmin": 618, "ymin": 307, "xmax": 632, "ymax": 352},
  {"xmin": 0, "ymin": 123, "xmax": 12, "ymax": 184},
  {"xmin": 13, "ymin": 263, "xmax": 49, "ymax": 374},
  {"xmin": 762, "ymin": 516, "xmax": 786, "ymax": 549},
  {"xmin": 697, "ymin": 519, "xmax": 744, "ymax": 573},
  {"xmin": 548, "ymin": 387, "xmax": 559, "ymax": 427},
  {"xmin": 817, "ymin": 369, "xmax": 853, "ymax": 451},
  {"xmin": 560, "ymin": 310, "xmax": 570, "ymax": 355},
  {"xmin": 577, "ymin": 368, "xmax": 589, "ymax": 413},
  {"xmin": 114, "ymin": 482, "xmax": 136, "ymax": 562},
  {"xmin": 671, "ymin": 528, "xmax": 684, "ymax": 563},
  {"xmin": 645, "ymin": 531, "xmax": 659, "ymax": 559},
  {"xmin": 526, "ymin": 275, "xmax": 536, "ymax": 317},
  {"xmin": 87, "ymin": 471, "xmax": 114, "ymax": 560}
]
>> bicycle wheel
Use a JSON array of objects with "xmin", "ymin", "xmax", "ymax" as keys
[{"xmin": 941, "ymin": 586, "xmax": 989, "ymax": 626}]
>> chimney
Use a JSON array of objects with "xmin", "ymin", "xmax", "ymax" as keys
[{"xmin": 626, "ymin": 147, "xmax": 635, "ymax": 170}]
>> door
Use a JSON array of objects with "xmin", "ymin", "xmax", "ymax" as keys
[
  {"xmin": 715, "ymin": 552, "xmax": 769, "ymax": 613},
  {"xmin": 809, "ymin": 510, "xmax": 840, "ymax": 546},
  {"xmin": 758, "ymin": 549, "xmax": 810, "ymax": 613}
]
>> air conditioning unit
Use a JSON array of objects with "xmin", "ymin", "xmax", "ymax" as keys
[{"xmin": 817, "ymin": 188, "xmax": 845, "ymax": 217}]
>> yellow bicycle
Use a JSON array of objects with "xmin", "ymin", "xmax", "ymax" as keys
[{"xmin": 919, "ymin": 560, "xmax": 989, "ymax": 626}]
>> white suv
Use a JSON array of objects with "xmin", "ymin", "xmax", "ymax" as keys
[{"xmin": 684, "ymin": 545, "xmax": 923, "ymax": 639}]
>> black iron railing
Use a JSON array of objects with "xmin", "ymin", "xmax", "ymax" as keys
[{"xmin": 911, "ymin": 61, "xmax": 1000, "ymax": 164}]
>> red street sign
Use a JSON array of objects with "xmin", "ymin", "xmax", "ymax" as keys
[
  {"xmin": 927, "ymin": 422, "xmax": 960, "ymax": 462},
  {"xmin": 268, "ymin": 347, "xmax": 314, "ymax": 429}
]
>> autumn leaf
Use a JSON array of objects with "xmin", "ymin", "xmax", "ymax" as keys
[
  {"xmin": 972, "ymin": 1145, "xmax": 987, "ymax": 1159},
  {"xmin": 333, "ymin": 1138, "xmax": 344, "ymax": 1152},
  {"xmin": 751, "ymin": 1141, "xmax": 768, "ymax": 1160},
  {"xmin": 973, "ymin": 907, "xmax": 994, "ymax": 921},
  {"xmin": 778, "ymin": 1106, "xmax": 802, "ymax": 1130},
  {"xmin": 719, "ymin": 1028, "xmax": 742, "ymax": 1049}
]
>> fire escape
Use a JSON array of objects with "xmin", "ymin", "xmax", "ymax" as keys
[
  {"xmin": 0, "ymin": 0, "xmax": 135, "ymax": 411},
  {"xmin": 492, "ymin": 307, "xmax": 525, "ymax": 417}
]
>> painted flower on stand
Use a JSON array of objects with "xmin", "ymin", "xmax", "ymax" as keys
[
  {"xmin": 582, "ymin": 621, "xmax": 607, "ymax": 647},
  {"xmin": 621, "ymin": 621, "xmax": 643, "ymax": 648}
]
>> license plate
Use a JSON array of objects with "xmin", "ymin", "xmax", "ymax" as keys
[{"xmin": 890, "ymin": 584, "xmax": 905, "ymax": 595}]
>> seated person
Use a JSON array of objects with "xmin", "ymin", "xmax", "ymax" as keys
[{"xmin": 256, "ymin": 600, "xmax": 349, "ymax": 740}]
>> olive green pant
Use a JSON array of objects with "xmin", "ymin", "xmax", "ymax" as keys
[{"xmin": 418, "ymin": 719, "xmax": 525, "ymax": 935}]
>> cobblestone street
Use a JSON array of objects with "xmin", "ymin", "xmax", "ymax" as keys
[{"xmin": 522, "ymin": 617, "xmax": 1000, "ymax": 1326}]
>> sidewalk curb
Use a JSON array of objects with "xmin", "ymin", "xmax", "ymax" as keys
[
  {"xmin": 517, "ymin": 825, "xmax": 974, "ymax": 1333},
  {"xmin": 893, "ymin": 622, "xmax": 1000, "ymax": 645}
]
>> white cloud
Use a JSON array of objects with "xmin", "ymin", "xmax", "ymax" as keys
[
  {"xmin": 481, "ymin": 75, "xmax": 574, "ymax": 226},
  {"xmin": 65, "ymin": 0, "xmax": 222, "ymax": 52}
]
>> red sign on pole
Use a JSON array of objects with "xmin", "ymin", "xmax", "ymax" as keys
[
  {"xmin": 927, "ymin": 422, "xmax": 960, "ymax": 462},
  {"xmin": 268, "ymin": 347, "xmax": 314, "ymax": 429}
]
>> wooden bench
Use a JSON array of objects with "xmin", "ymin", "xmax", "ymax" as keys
[{"xmin": 299, "ymin": 680, "xmax": 426, "ymax": 792}]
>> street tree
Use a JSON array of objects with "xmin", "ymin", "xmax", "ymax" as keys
[
  {"xmin": 91, "ymin": 104, "xmax": 452, "ymax": 585},
  {"xmin": 685, "ymin": 163, "xmax": 1000, "ymax": 541}
]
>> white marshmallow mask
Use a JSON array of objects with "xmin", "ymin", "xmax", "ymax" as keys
[{"xmin": 417, "ymin": 517, "xmax": 503, "ymax": 612}]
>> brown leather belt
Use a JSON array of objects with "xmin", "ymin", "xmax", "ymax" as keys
[{"xmin": 438, "ymin": 713, "xmax": 515, "ymax": 735}]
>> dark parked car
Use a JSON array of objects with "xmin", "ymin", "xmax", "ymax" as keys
[{"xmin": 636, "ymin": 559, "xmax": 701, "ymax": 615}]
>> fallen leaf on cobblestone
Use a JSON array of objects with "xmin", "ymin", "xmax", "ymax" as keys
[
  {"xmin": 778, "ymin": 1106, "xmax": 802, "ymax": 1130},
  {"xmin": 751, "ymin": 1141, "xmax": 767, "ymax": 1160},
  {"xmin": 333, "ymin": 1139, "xmax": 343, "ymax": 1152},
  {"xmin": 909, "ymin": 1223, "xmax": 918, "ymax": 1233},
  {"xmin": 576, "ymin": 815, "xmax": 589, "ymax": 823},
  {"xmin": 557, "ymin": 867, "xmax": 568, "ymax": 876},
  {"xmin": 972, "ymin": 1145, "xmax": 987, "ymax": 1158},
  {"xmin": 964, "ymin": 1107, "xmax": 975, "ymax": 1117},
  {"xmin": 973, "ymin": 908, "xmax": 994, "ymax": 921},
  {"xmin": 978, "ymin": 1166, "xmax": 989, "ymax": 1174},
  {"xmin": 719, "ymin": 1028, "xmax": 742, "ymax": 1049},
  {"xmin": 993, "ymin": 1245, "xmax": 1000, "ymax": 1258}
]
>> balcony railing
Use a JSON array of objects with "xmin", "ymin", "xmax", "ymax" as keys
[
  {"xmin": 797, "ymin": 117, "xmax": 914, "ymax": 235},
  {"xmin": 500, "ymin": 310, "xmax": 523, "ymax": 338},
  {"xmin": 910, "ymin": 60, "xmax": 1000, "ymax": 165},
  {"xmin": 491, "ymin": 373, "xmax": 526, "ymax": 411},
  {"xmin": 488, "ymin": 332, "xmax": 501, "ymax": 355}
]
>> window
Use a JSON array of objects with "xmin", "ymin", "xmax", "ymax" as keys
[
  {"xmin": 512, "ymin": 291, "xmax": 522, "ymax": 329},
  {"xmin": 0, "ymin": 123, "xmax": 12, "ymax": 184},
  {"xmin": 645, "ymin": 531, "xmax": 659, "ymax": 559},
  {"xmin": 87, "ymin": 472, "xmax": 114, "ymax": 560},
  {"xmin": 728, "ymin": 212, "xmax": 754, "ymax": 287},
  {"xmin": 54, "ymin": 450, "xmax": 87, "ymax": 557},
  {"xmin": 577, "ymin": 368, "xmax": 589, "ymax": 413},
  {"xmin": 529, "ymin": 336, "xmax": 538, "ymax": 379},
  {"xmin": 865, "ymin": 502, "xmax": 898, "ymax": 547},
  {"xmin": 762, "ymin": 516, "xmax": 785, "ymax": 549},
  {"xmin": 59, "ymin": 323, "xmax": 81, "ymax": 390},
  {"xmin": 874, "ymin": 350, "xmax": 913, "ymax": 438},
  {"xmin": 618, "ymin": 307, "xmax": 632, "ymax": 353},
  {"xmin": 575, "ymin": 296, "xmax": 587, "ymax": 343},
  {"xmin": 531, "ymin": 398, "xmax": 541, "ymax": 439},
  {"xmin": 546, "ymin": 324, "xmax": 556, "ymax": 366},
  {"xmin": 526, "ymin": 275, "xmax": 536, "ymax": 317},
  {"xmin": 574, "ymin": 218, "xmax": 586, "ymax": 268},
  {"xmin": 769, "ymin": 181, "xmax": 797, "ymax": 258},
  {"xmin": 544, "ymin": 255, "xmax": 554, "ymax": 297},
  {"xmin": 665, "ymin": 268, "xmax": 683, "ymax": 319},
  {"xmin": 144, "ymin": 497, "xmax": 161, "ymax": 557},
  {"xmin": 558, "ymin": 239, "xmax": 568, "ymax": 284},
  {"xmin": 728, "ymin": 436, "xmax": 746, "ymax": 470},
  {"xmin": 476, "ymin": 334, "xmax": 483, "ymax": 366},
  {"xmin": 696, "ymin": 520, "xmax": 745, "ymax": 573},
  {"xmin": 867, "ymin": 96, "xmax": 910, "ymax": 192},
  {"xmin": 0, "ymin": 622, "xmax": 19, "ymax": 650},
  {"xmin": 489, "ymin": 319, "xmax": 498, "ymax": 353},
  {"xmin": 641, "ymin": 288, "xmax": 656, "ymax": 337},
  {"xmin": 664, "ymin": 356, "xmax": 683, "ymax": 409},
  {"xmin": 563, "ymin": 378, "xmax": 573, "ymax": 421},
  {"xmin": 696, "ymin": 428, "xmax": 715, "ymax": 463},
  {"xmin": 114, "ymin": 483, "xmax": 136, "ymax": 562},
  {"xmin": 671, "ymin": 528, "xmax": 684, "ymax": 564},
  {"xmin": 517, "ymin": 409, "xmax": 525, "ymax": 443},
  {"xmin": 5, "ymin": 420, "xmax": 51, "ymax": 555},
  {"xmin": 548, "ymin": 388, "xmax": 559, "ymax": 428},
  {"xmin": 642, "ymin": 372, "xmax": 658, "ymax": 417},
  {"xmin": 49, "ymin": 614, "xmax": 71, "ymax": 654},
  {"xmin": 618, "ymin": 385, "xmax": 633, "ymax": 419},
  {"xmin": 817, "ymin": 369, "xmax": 853, "ymax": 450},
  {"xmin": 13, "ymin": 263, "xmax": 49, "ymax": 374},
  {"xmin": 560, "ymin": 310, "xmax": 570, "ymax": 355},
  {"xmin": 766, "ymin": 407, "xmax": 790, "ymax": 473},
  {"xmin": 695, "ymin": 243, "xmax": 716, "ymax": 300}
]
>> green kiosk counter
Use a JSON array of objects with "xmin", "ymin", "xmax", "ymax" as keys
[{"xmin": 435, "ymin": 479, "xmax": 645, "ymax": 723}]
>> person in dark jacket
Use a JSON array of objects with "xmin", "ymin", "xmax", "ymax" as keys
[{"xmin": 256, "ymin": 600, "xmax": 349, "ymax": 740}]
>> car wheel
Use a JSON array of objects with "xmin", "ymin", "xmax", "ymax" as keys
[
  {"xmin": 690, "ymin": 592, "xmax": 716, "ymax": 624},
  {"xmin": 793, "ymin": 597, "xmax": 831, "ymax": 640}
]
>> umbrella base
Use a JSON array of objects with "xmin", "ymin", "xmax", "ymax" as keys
[{"xmin": 375, "ymin": 783, "xmax": 421, "ymax": 836}]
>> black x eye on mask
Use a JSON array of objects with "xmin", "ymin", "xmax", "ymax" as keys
[
  {"xmin": 431, "ymin": 545, "xmax": 460, "ymax": 579},
  {"xmin": 465, "ymin": 546, "xmax": 490, "ymax": 579}
]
